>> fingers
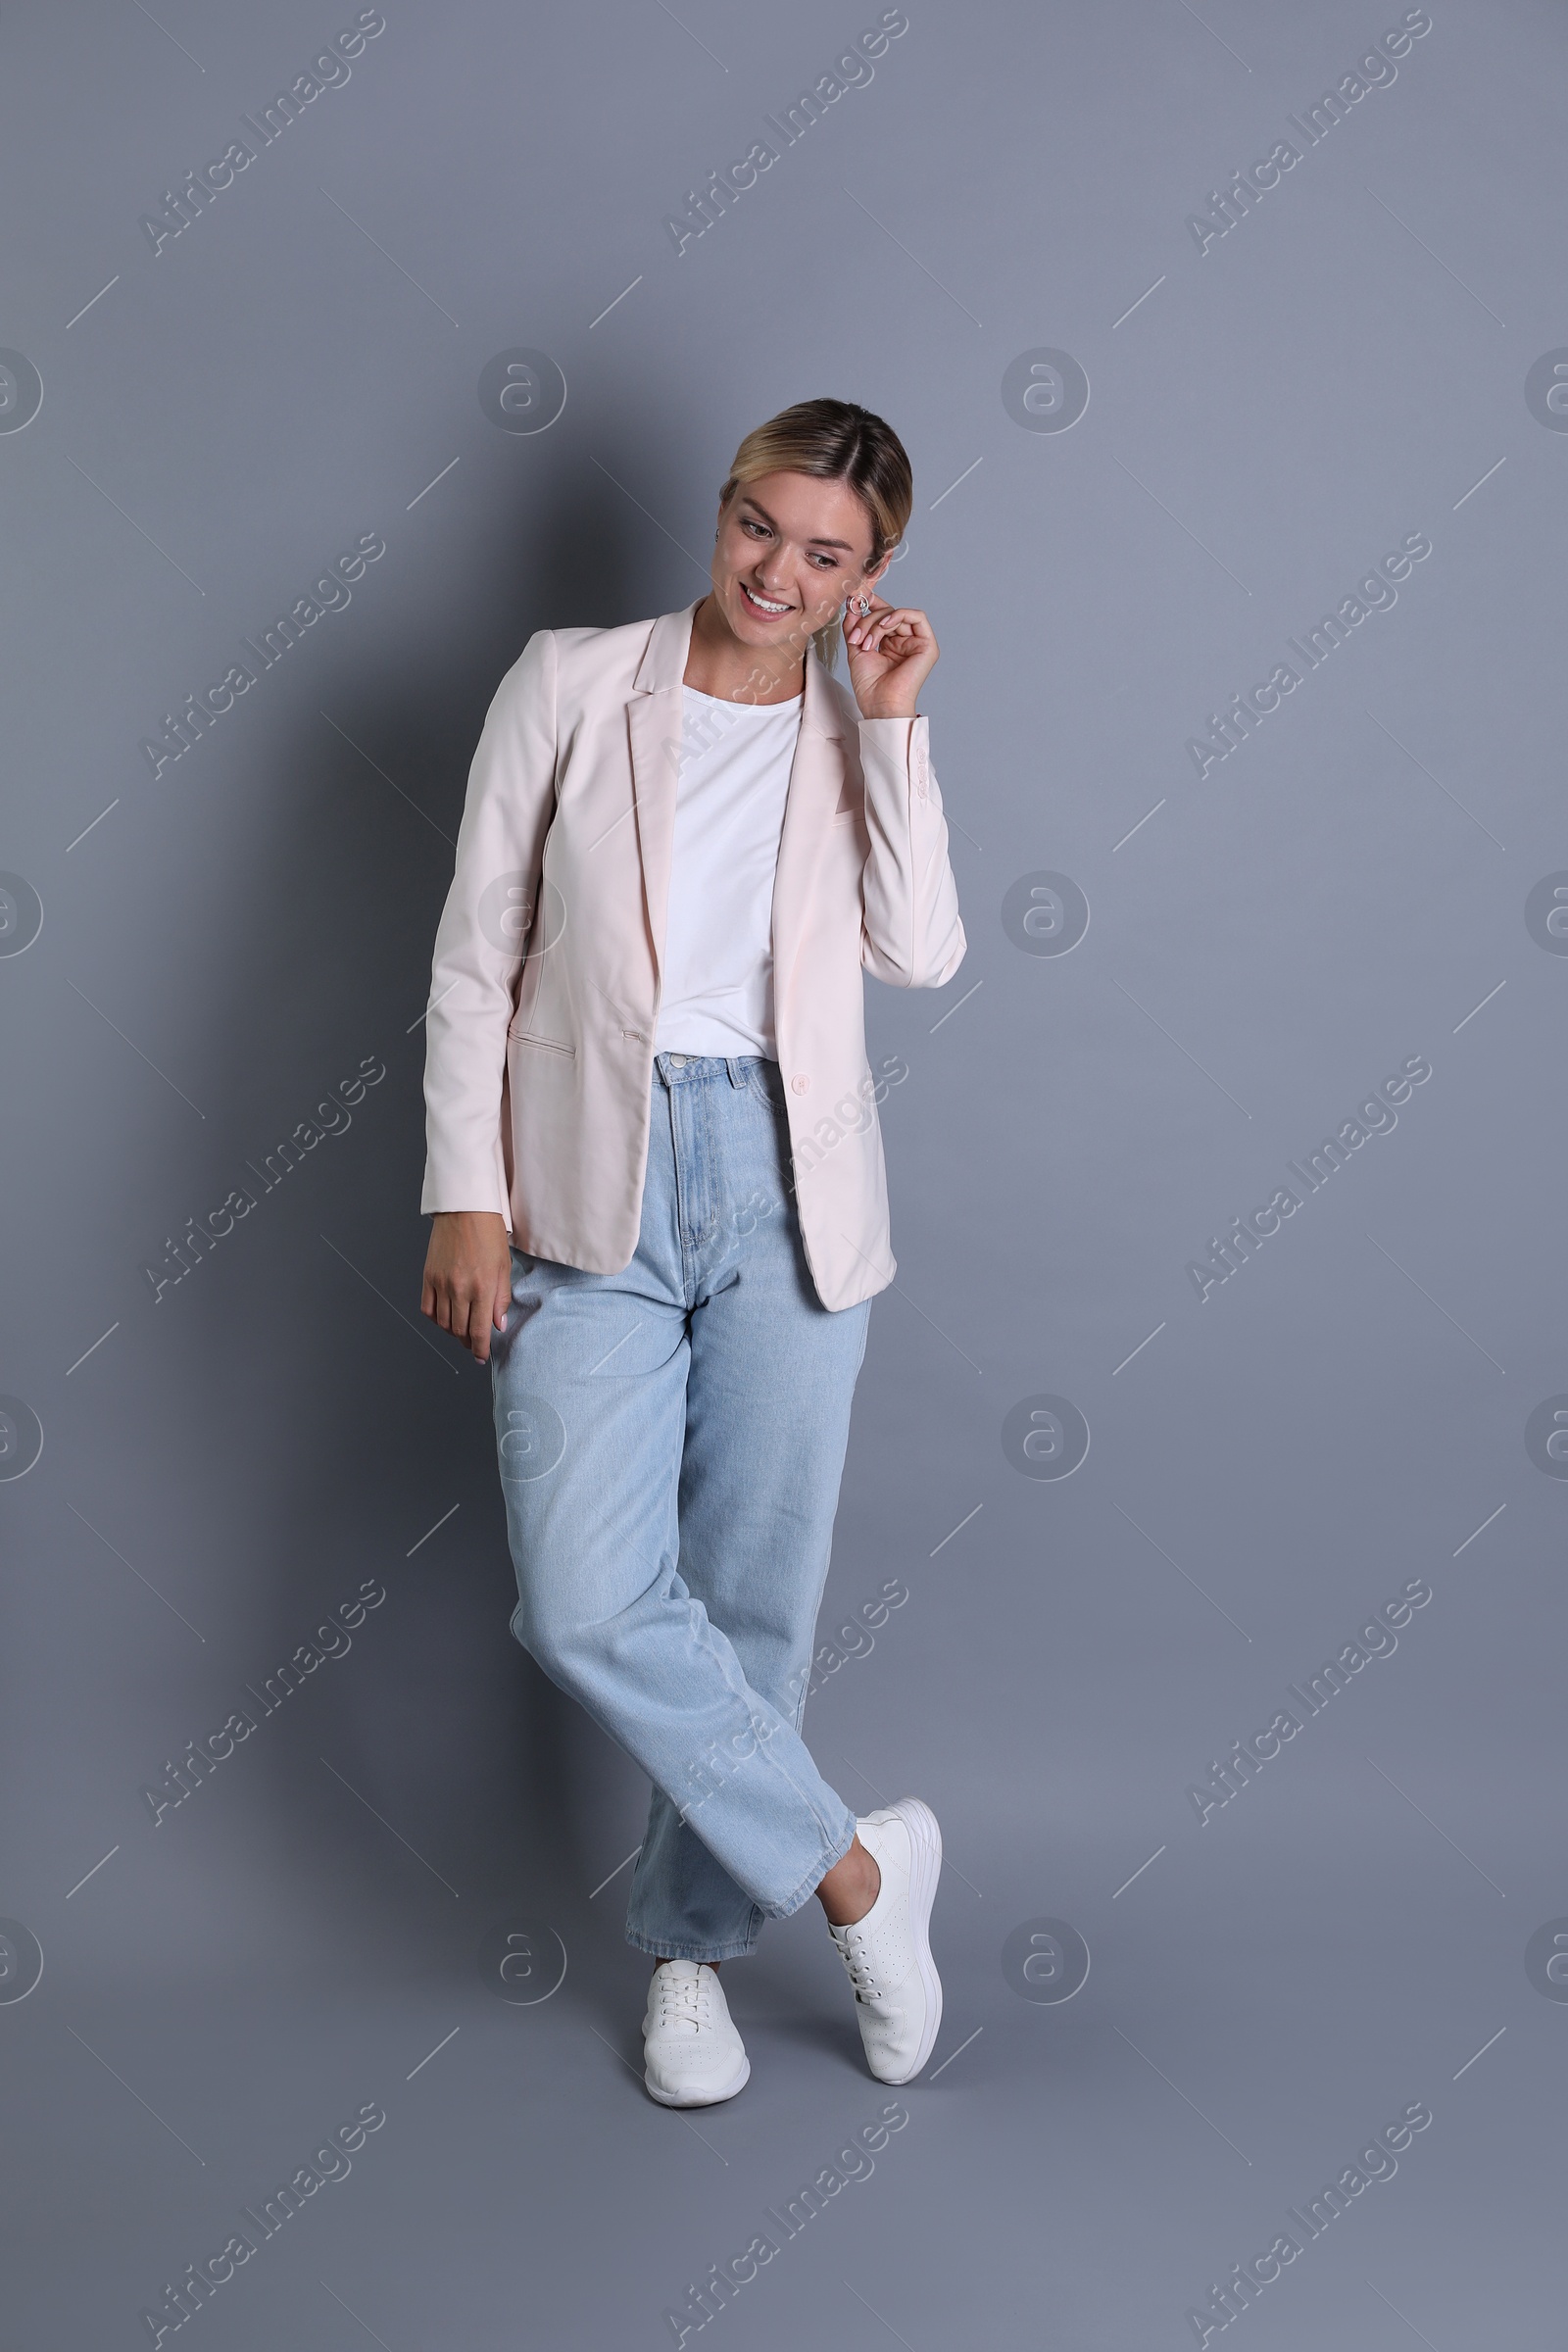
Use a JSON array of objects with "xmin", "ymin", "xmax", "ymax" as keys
[
  {"xmin": 445, "ymin": 1279, "xmax": 489, "ymax": 1359},
  {"xmin": 472, "ymin": 1265, "xmax": 511, "ymax": 1365},
  {"xmin": 419, "ymin": 1266, "xmax": 496, "ymax": 1358},
  {"xmin": 845, "ymin": 598, "xmax": 930, "ymax": 655},
  {"xmin": 464, "ymin": 1260, "xmax": 513, "ymax": 1364},
  {"xmin": 424, "ymin": 1275, "xmax": 467, "ymax": 1347}
]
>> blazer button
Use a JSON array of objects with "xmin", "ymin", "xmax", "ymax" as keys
[{"xmin": 790, "ymin": 1073, "xmax": 809, "ymax": 1094}]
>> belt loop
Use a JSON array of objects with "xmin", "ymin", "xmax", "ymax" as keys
[{"xmin": 726, "ymin": 1055, "xmax": 743, "ymax": 1088}]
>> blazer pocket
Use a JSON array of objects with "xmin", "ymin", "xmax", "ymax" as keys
[{"xmin": 508, "ymin": 1029, "xmax": 576, "ymax": 1058}]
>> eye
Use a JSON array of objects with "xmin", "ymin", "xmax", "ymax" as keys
[{"xmin": 740, "ymin": 517, "xmax": 768, "ymax": 538}]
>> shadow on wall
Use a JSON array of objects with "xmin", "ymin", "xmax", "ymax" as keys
[{"xmin": 152, "ymin": 452, "xmax": 684, "ymax": 1972}]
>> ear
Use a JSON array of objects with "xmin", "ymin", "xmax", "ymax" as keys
[{"xmin": 860, "ymin": 549, "xmax": 896, "ymax": 595}]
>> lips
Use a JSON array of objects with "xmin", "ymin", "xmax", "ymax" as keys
[{"xmin": 739, "ymin": 582, "xmax": 793, "ymax": 617}]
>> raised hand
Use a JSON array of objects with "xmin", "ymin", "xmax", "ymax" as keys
[{"xmin": 843, "ymin": 594, "xmax": 938, "ymax": 720}]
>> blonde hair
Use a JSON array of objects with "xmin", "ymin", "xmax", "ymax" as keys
[{"xmin": 717, "ymin": 397, "xmax": 912, "ymax": 672}]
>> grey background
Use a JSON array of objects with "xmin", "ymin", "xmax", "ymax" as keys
[{"xmin": 2, "ymin": 1, "xmax": 1564, "ymax": 2343}]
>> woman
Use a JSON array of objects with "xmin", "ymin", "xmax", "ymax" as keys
[{"xmin": 418, "ymin": 397, "xmax": 965, "ymax": 2106}]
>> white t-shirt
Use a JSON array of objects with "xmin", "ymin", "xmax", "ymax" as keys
[{"xmin": 652, "ymin": 683, "xmax": 804, "ymax": 1059}]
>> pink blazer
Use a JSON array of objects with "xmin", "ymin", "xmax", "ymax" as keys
[{"xmin": 420, "ymin": 597, "xmax": 966, "ymax": 1311}]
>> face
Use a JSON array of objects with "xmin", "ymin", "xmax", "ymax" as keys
[{"xmin": 710, "ymin": 468, "xmax": 892, "ymax": 655}]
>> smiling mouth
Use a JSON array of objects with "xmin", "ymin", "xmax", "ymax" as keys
[{"xmin": 739, "ymin": 582, "xmax": 794, "ymax": 617}]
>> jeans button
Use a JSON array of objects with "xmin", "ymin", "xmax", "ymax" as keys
[{"xmin": 669, "ymin": 1054, "xmax": 687, "ymax": 1068}]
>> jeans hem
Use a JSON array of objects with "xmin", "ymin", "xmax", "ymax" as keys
[
  {"xmin": 624, "ymin": 1924, "xmax": 762, "ymax": 1964},
  {"xmin": 764, "ymin": 1814, "xmax": 858, "ymax": 1921}
]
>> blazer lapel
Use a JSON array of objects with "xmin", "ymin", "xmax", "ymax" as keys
[
  {"xmin": 769, "ymin": 647, "xmax": 848, "ymax": 1010},
  {"xmin": 626, "ymin": 602, "xmax": 698, "ymax": 991}
]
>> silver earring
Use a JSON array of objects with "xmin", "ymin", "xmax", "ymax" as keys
[{"xmin": 857, "ymin": 597, "xmax": 870, "ymax": 615}]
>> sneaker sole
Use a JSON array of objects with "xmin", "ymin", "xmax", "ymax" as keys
[
  {"xmin": 643, "ymin": 2050, "xmax": 751, "ymax": 2108},
  {"xmin": 884, "ymin": 1795, "xmax": 943, "ymax": 2083}
]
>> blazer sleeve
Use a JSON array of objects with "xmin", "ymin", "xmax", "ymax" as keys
[
  {"xmin": 420, "ymin": 627, "xmax": 559, "ymax": 1218},
  {"xmin": 857, "ymin": 714, "xmax": 967, "ymax": 989}
]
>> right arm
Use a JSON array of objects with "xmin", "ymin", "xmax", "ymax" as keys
[{"xmin": 419, "ymin": 628, "xmax": 559, "ymax": 1361}]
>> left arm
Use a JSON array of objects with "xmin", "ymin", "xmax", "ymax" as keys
[{"xmin": 846, "ymin": 598, "xmax": 966, "ymax": 990}]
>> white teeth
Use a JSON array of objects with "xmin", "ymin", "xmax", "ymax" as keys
[{"xmin": 744, "ymin": 586, "xmax": 790, "ymax": 612}]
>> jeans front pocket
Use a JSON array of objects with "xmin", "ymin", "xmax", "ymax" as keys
[{"xmin": 744, "ymin": 1057, "xmax": 786, "ymax": 1110}]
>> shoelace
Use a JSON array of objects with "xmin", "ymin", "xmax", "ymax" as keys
[
  {"xmin": 655, "ymin": 1967, "xmax": 717, "ymax": 2034},
  {"xmin": 834, "ymin": 1923, "xmax": 883, "ymax": 2003}
]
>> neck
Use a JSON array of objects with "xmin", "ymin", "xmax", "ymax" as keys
[{"xmin": 683, "ymin": 593, "xmax": 809, "ymax": 705}]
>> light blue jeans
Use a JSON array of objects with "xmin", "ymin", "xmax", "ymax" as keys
[{"xmin": 490, "ymin": 1051, "xmax": 869, "ymax": 1962}]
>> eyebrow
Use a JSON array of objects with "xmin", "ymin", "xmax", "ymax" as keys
[{"xmin": 738, "ymin": 495, "xmax": 857, "ymax": 553}]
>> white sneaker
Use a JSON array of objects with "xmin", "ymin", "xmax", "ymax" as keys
[
  {"xmin": 826, "ymin": 1797, "xmax": 943, "ymax": 2084},
  {"xmin": 642, "ymin": 1960, "xmax": 750, "ymax": 2107}
]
